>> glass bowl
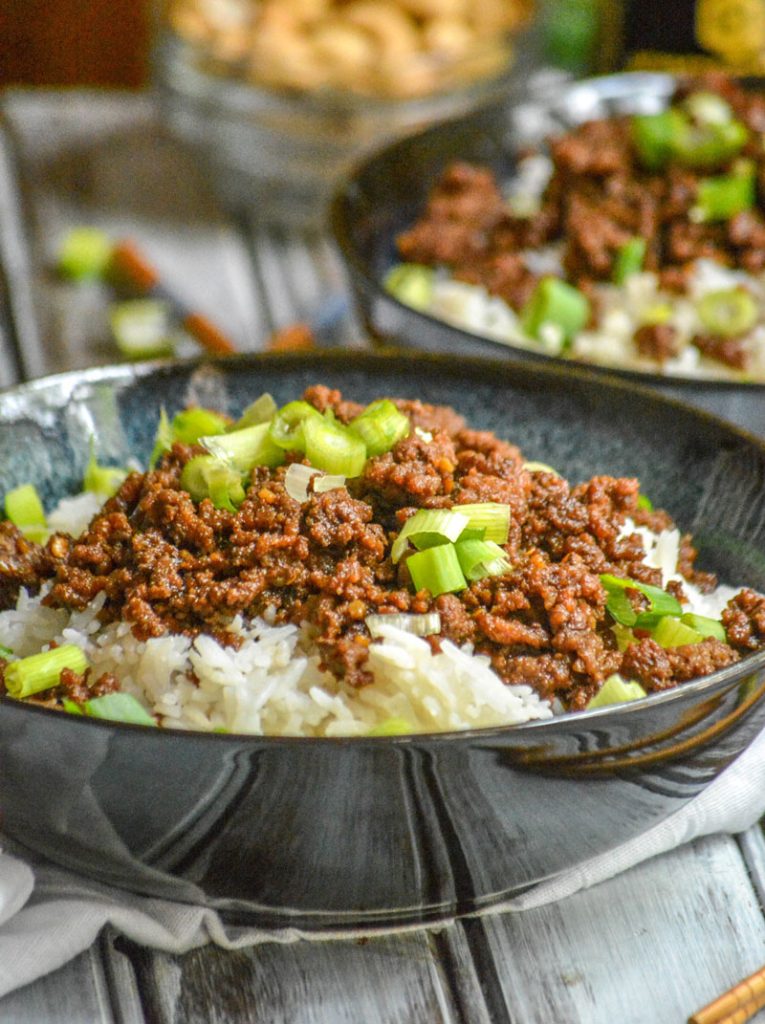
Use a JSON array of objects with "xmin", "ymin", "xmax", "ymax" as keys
[{"xmin": 152, "ymin": 0, "xmax": 541, "ymax": 229}]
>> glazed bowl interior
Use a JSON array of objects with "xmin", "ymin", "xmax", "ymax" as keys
[
  {"xmin": 2, "ymin": 350, "xmax": 765, "ymax": 929},
  {"xmin": 330, "ymin": 72, "xmax": 765, "ymax": 433}
]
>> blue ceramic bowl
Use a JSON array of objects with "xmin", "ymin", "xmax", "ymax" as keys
[{"xmin": 1, "ymin": 351, "xmax": 764, "ymax": 930}]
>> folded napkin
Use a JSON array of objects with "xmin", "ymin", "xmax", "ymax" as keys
[{"xmin": 2, "ymin": 726, "xmax": 765, "ymax": 1000}]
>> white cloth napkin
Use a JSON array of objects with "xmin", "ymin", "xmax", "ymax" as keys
[{"xmin": 2, "ymin": 727, "xmax": 765, "ymax": 999}]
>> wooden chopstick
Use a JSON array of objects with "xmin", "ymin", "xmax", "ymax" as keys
[
  {"xmin": 689, "ymin": 964, "xmax": 765, "ymax": 1023},
  {"xmin": 109, "ymin": 240, "xmax": 238, "ymax": 356}
]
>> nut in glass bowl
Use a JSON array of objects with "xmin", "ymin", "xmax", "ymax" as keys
[{"xmin": 153, "ymin": 0, "xmax": 539, "ymax": 229}]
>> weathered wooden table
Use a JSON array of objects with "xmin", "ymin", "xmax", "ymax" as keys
[{"xmin": 2, "ymin": 89, "xmax": 765, "ymax": 1024}]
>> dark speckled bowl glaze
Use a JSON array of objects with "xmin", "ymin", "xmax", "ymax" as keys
[
  {"xmin": 2, "ymin": 350, "xmax": 765, "ymax": 930},
  {"xmin": 330, "ymin": 72, "xmax": 765, "ymax": 436}
]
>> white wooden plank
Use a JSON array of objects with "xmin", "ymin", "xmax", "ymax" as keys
[
  {"xmin": 117, "ymin": 932, "xmax": 468, "ymax": 1024},
  {"xmin": 474, "ymin": 834, "xmax": 765, "ymax": 1024},
  {"xmin": 1, "ymin": 90, "xmax": 266, "ymax": 377},
  {"xmin": 0, "ymin": 944, "xmax": 116, "ymax": 1024}
]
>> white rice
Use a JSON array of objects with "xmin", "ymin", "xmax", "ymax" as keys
[
  {"xmin": 0, "ymin": 498, "xmax": 741, "ymax": 736},
  {"xmin": 411, "ymin": 154, "xmax": 765, "ymax": 381}
]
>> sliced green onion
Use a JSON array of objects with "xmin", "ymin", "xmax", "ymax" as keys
[
  {"xmin": 62, "ymin": 698, "xmax": 84, "ymax": 715},
  {"xmin": 84, "ymin": 693, "xmax": 157, "ymax": 726},
  {"xmin": 57, "ymin": 227, "xmax": 112, "ymax": 281},
  {"xmin": 697, "ymin": 288, "xmax": 758, "ymax": 338},
  {"xmin": 641, "ymin": 302, "xmax": 673, "ymax": 326},
  {"xmin": 384, "ymin": 263, "xmax": 435, "ymax": 312},
  {"xmin": 180, "ymin": 455, "xmax": 245, "ymax": 511},
  {"xmin": 673, "ymin": 118, "xmax": 748, "ymax": 169},
  {"xmin": 652, "ymin": 616, "xmax": 703, "ymax": 648},
  {"xmin": 454, "ymin": 503, "xmax": 511, "ymax": 544},
  {"xmin": 109, "ymin": 299, "xmax": 174, "ymax": 360},
  {"xmin": 303, "ymin": 416, "xmax": 367, "ymax": 477},
  {"xmin": 636, "ymin": 493, "xmax": 653, "ymax": 512},
  {"xmin": 348, "ymin": 400, "xmax": 410, "ymax": 457},
  {"xmin": 611, "ymin": 623, "xmax": 635, "ymax": 652},
  {"xmin": 523, "ymin": 461, "xmax": 560, "ymax": 475},
  {"xmin": 631, "ymin": 108, "xmax": 688, "ymax": 169},
  {"xmin": 268, "ymin": 401, "xmax": 323, "ymax": 452},
  {"xmin": 83, "ymin": 442, "xmax": 128, "ymax": 498},
  {"xmin": 455, "ymin": 538, "xmax": 511, "ymax": 581},
  {"xmin": 149, "ymin": 407, "xmax": 174, "ymax": 469},
  {"xmin": 365, "ymin": 612, "xmax": 441, "ymax": 637},
  {"xmin": 171, "ymin": 408, "xmax": 229, "ymax": 446},
  {"xmin": 232, "ymin": 393, "xmax": 278, "ymax": 430},
  {"xmin": 693, "ymin": 166, "xmax": 755, "ymax": 222},
  {"xmin": 5, "ymin": 483, "xmax": 47, "ymax": 543},
  {"xmin": 586, "ymin": 673, "xmax": 647, "ymax": 710},
  {"xmin": 680, "ymin": 612, "xmax": 727, "ymax": 642},
  {"xmin": 613, "ymin": 237, "xmax": 646, "ymax": 285},
  {"xmin": 202, "ymin": 422, "xmax": 284, "ymax": 472},
  {"xmin": 391, "ymin": 508, "xmax": 469, "ymax": 564},
  {"xmin": 367, "ymin": 717, "xmax": 413, "ymax": 736},
  {"xmin": 683, "ymin": 91, "xmax": 733, "ymax": 126},
  {"xmin": 600, "ymin": 573, "xmax": 682, "ymax": 628},
  {"xmin": 4, "ymin": 644, "xmax": 88, "ymax": 699},
  {"xmin": 521, "ymin": 277, "xmax": 590, "ymax": 346},
  {"xmin": 0, "ymin": 643, "xmax": 13, "ymax": 659},
  {"xmin": 406, "ymin": 544, "xmax": 466, "ymax": 597}
]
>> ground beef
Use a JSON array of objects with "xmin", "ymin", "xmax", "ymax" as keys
[{"xmin": 2, "ymin": 386, "xmax": 760, "ymax": 709}]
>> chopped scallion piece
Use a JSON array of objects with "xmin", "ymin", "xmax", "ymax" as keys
[
  {"xmin": 611, "ymin": 623, "xmax": 635, "ymax": 652},
  {"xmin": 149, "ymin": 407, "xmax": 174, "ymax": 468},
  {"xmin": 232, "ymin": 393, "xmax": 278, "ymax": 430},
  {"xmin": 109, "ymin": 300, "xmax": 174, "ymax": 360},
  {"xmin": 693, "ymin": 165, "xmax": 755, "ymax": 222},
  {"xmin": 84, "ymin": 442, "xmax": 128, "ymax": 498},
  {"xmin": 180, "ymin": 455, "xmax": 245, "ymax": 511},
  {"xmin": 631, "ymin": 109, "xmax": 688, "ymax": 169},
  {"xmin": 62, "ymin": 698, "xmax": 84, "ymax": 715},
  {"xmin": 521, "ymin": 277, "xmax": 590, "ymax": 346},
  {"xmin": 406, "ymin": 543, "xmax": 466, "ymax": 597},
  {"xmin": 680, "ymin": 612, "xmax": 726, "ymax": 642},
  {"xmin": 269, "ymin": 401, "xmax": 323, "ymax": 452},
  {"xmin": 683, "ymin": 91, "xmax": 733, "ymax": 127},
  {"xmin": 85, "ymin": 693, "xmax": 157, "ymax": 726},
  {"xmin": 391, "ymin": 508, "xmax": 469, "ymax": 564},
  {"xmin": 652, "ymin": 616, "xmax": 703, "ymax": 648},
  {"xmin": 383, "ymin": 264, "xmax": 435, "ymax": 312},
  {"xmin": 367, "ymin": 717, "xmax": 413, "ymax": 736},
  {"xmin": 455, "ymin": 538, "xmax": 511, "ymax": 581},
  {"xmin": 697, "ymin": 288, "xmax": 758, "ymax": 337},
  {"xmin": 600, "ymin": 573, "xmax": 682, "ymax": 628},
  {"xmin": 523, "ymin": 461, "xmax": 560, "ymax": 475},
  {"xmin": 4, "ymin": 644, "xmax": 88, "ymax": 699},
  {"xmin": 613, "ymin": 237, "xmax": 646, "ymax": 285},
  {"xmin": 636, "ymin": 493, "xmax": 653, "ymax": 512},
  {"xmin": 586, "ymin": 674, "xmax": 647, "ymax": 710},
  {"xmin": 454, "ymin": 503, "xmax": 511, "ymax": 544},
  {"xmin": 5, "ymin": 483, "xmax": 47, "ymax": 543},
  {"xmin": 0, "ymin": 643, "xmax": 13, "ymax": 659},
  {"xmin": 673, "ymin": 118, "xmax": 748, "ymax": 169},
  {"xmin": 57, "ymin": 227, "xmax": 112, "ymax": 281},
  {"xmin": 348, "ymin": 400, "xmax": 410, "ymax": 457},
  {"xmin": 171, "ymin": 408, "xmax": 229, "ymax": 445},
  {"xmin": 303, "ymin": 416, "xmax": 367, "ymax": 477},
  {"xmin": 202, "ymin": 421, "xmax": 284, "ymax": 472}
]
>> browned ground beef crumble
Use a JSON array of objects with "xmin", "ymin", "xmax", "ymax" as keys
[
  {"xmin": 1, "ymin": 385, "xmax": 763, "ymax": 712},
  {"xmin": 396, "ymin": 73, "xmax": 765, "ymax": 372}
]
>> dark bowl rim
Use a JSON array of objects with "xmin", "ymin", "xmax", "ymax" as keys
[
  {"xmin": 2, "ymin": 348, "xmax": 765, "ymax": 744},
  {"xmin": 328, "ymin": 69, "xmax": 765, "ymax": 393}
]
